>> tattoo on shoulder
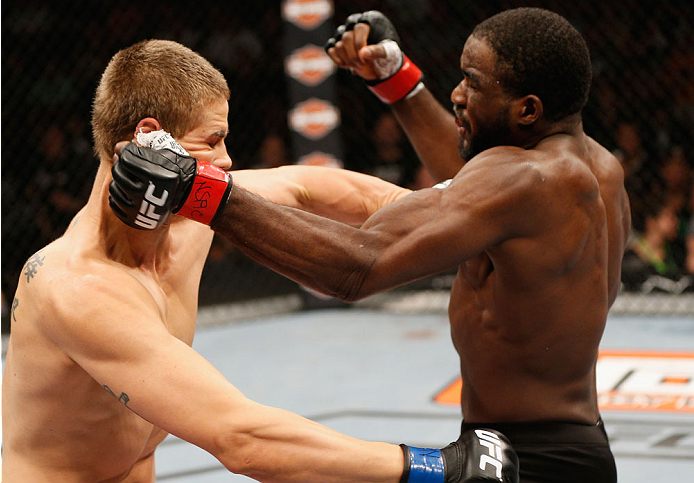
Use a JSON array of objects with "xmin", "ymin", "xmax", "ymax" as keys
[
  {"xmin": 103, "ymin": 385, "xmax": 131, "ymax": 407},
  {"xmin": 11, "ymin": 297, "xmax": 18, "ymax": 323},
  {"xmin": 23, "ymin": 251, "xmax": 46, "ymax": 283}
]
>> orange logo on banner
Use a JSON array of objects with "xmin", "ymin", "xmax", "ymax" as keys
[
  {"xmin": 434, "ymin": 351, "xmax": 694, "ymax": 413},
  {"xmin": 298, "ymin": 151, "xmax": 343, "ymax": 168},
  {"xmin": 289, "ymin": 98, "xmax": 340, "ymax": 140},
  {"xmin": 282, "ymin": 0, "xmax": 333, "ymax": 30},
  {"xmin": 286, "ymin": 44, "xmax": 336, "ymax": 86}
]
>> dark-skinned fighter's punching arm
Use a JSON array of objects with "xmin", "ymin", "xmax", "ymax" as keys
[
  {"xmin": 325, "ymin": 11, "xmax": 462, "ymax": 182},
  {"xmin": 214, "ymin": 154, "xmax": 538, "ymax": 301}
]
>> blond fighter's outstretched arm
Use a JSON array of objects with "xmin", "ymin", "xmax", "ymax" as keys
[
  {"xmin": 40, "ymin": 265, "xmax": 402, "ymax": 483},
  {"xmin": 233, "ymin": 165, "xmax": 411, "ymax": 225}
]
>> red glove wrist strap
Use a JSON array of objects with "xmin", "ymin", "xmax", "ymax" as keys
[
  {"xmin": 177, "ymin": 163, "xmax": 232, "ymax": 225},
  {"xmin": 368, "ymin": 55, "xmax": 423, "ymax": 104}
]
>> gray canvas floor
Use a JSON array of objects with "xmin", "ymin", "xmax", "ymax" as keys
[{"xmin": 149, "ymin": 309, "xmax": 694, "ymax": 482}]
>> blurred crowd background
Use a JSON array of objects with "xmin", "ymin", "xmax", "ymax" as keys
[{"xmin": 2, "ymin": 0, "xmax": 693, "ymax": 332}]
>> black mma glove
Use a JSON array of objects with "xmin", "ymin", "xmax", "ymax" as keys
[
  {"xmin": 325, "ymin": 10, "xmax": 423, "ymax": 104},
  {"xmin": 399, "ymin": 428, "xmax": 519, "ymax": 483},
  {"xmin": 109, "ymin": 142, "xmax": 232, "ymax": 229}
]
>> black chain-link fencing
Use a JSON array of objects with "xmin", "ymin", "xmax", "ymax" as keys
[{"xmin": 2, "ymin": 0, "xmax": 693, "ymax": 330}]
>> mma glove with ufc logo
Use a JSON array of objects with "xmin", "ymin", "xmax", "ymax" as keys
[
  {"xmin": 400, "ymin": 428, "xmax": 519, "ymax": 483},
  {"xmin": 109, "ymin": 142, "xmax": 232, "ymax": 229},
  {"xmin": 325, "ymin": 10, "xmax": 423, "ymax": 104}
]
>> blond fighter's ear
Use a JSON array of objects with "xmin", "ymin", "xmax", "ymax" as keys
[{"xmin": 132, "ymin": 118, "xmax": 163, "ymax": 142}]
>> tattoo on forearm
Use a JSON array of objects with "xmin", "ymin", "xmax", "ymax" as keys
[
  {"xmin": 23, "ymin": 251, "xmax": 46, "ymax": 282},
  {"xmin": 11, "ymin": 298, "xmax": 18, "ymax": 323},
  {"xmin": 103, "ymin": 385, "xmax": 131, "ymax": 407}
]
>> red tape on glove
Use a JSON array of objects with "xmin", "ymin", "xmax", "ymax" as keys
[
  {"xmin": 368, "ymin": 56, "xmax": 423, "ymax": 104},
  {"xmin": 177, "ymin": 163, "xmax": 231, "ymax": 225}
]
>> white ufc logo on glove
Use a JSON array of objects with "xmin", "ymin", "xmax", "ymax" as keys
[
  {"xmin": 135, "ymin": 182, "xmax": 169, "ymax": 229},
  {"xmin": 475, "ymin": 429, "xmax": 504, "ymax": 480}
]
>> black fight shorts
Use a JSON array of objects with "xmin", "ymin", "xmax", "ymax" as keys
[{"xmin": 461, "ymin": 419, "xmax": 617, "ymax": 483}]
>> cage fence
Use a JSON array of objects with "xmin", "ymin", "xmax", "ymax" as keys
[{"xmin": 2, "ymin": 0, "xmax": 693, "ymax": 332}]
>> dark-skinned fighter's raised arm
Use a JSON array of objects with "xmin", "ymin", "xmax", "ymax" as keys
[{"xmin": 325, "ymin": 11, "xmax": 462, "ymax": 182}]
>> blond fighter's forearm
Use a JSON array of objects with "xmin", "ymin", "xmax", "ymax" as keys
[
  {"xmin": 234, "ymin": 165, "xmax": 410, "ymax": 225},
  {"xmin": 210, "ymin": 403, "xmax": 402, "ymax": 482}
]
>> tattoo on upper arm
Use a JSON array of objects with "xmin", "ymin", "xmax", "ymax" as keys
[
  {"xmin": 11, "ymin": 297, "xmax": 18, "ymax": 323},
  {"xmin": 23, "ymin": 251, "xmax": 46, "ymax": 283},
  {"xmin": 103, "ymin": 385, "xmax": 131, "ymax": 407}
]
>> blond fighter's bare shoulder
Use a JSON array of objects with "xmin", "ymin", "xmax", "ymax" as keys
[{"xmin": 24, "ymin": 242, "xmax": 157, "ymax": 332}]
